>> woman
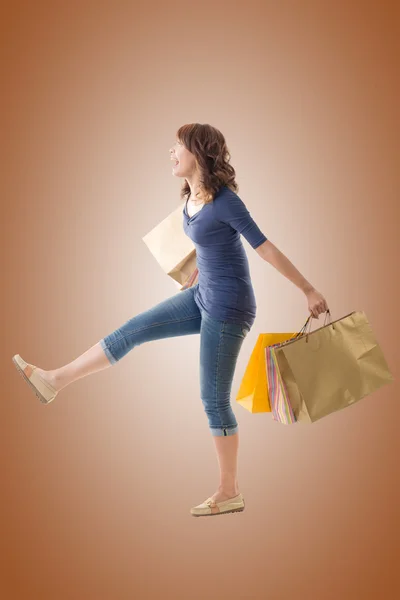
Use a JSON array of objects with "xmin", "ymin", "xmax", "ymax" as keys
[{"xmin": 12, "ymin": 123, "xmax": 329, "ymax": 517}]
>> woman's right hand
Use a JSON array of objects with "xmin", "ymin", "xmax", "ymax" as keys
[{"xmin": 305, "ymin": 288, "xmax": 329, "ymax": 319}]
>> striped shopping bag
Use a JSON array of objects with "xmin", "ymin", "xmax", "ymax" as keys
[
  {"xmin": 265, "ymin": 344, "xmax": 297, "ymax": 424},
  {"xmin": 264, "ymin": 315, "xmax": 313, "ymax": 424}
]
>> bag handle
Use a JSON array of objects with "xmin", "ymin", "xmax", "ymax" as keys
[
  {"xmin": 303, "ymin": 310, "xmax": 334, "ymax": 342},
  {"xmin": 293, "ymin": 309, "xmax": 333, "ymax": 342}
]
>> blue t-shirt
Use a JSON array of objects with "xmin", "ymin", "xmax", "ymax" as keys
[{"xmin": 183, "ymin": 185, "xmax": 268, "ymax": 328}]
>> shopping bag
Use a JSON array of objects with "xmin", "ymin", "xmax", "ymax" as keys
[
  {"xmin": 142, "ymin": 201, "xmax": 199, "ymax": 291},
  {"xmin": 272, "ymin": 310, "xmax": 394, "ymax": 423},
  {"xmin": 236, "ymin": 332, "xmax": 297, "ymax": 413},
  {"xmin": 265, "ymin": 315, "xmax": 315, "ymax": 424},
  {"xmin": 265, "ymin": 344, "xmax": 297, "ymax": 424}
]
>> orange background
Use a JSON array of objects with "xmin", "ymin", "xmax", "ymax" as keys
[{"xmin": 1, "ymin": 1, "xmax": 399, "ymax": 598}]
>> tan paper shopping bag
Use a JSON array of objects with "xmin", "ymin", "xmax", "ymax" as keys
[
  {"xmin": 272, "ymin": 310, "xmax": 394, "ymax": 423},
  {"xmin": 142, "ymin": 202, "xmax": 199, "ymax": 291}
]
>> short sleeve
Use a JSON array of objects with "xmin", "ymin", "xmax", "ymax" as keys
[{"xmin": 213, "ymin": 193, "xmax": 268, "ymax": 249}]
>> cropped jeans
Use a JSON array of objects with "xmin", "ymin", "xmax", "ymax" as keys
[{"xmin": 99, "ymin": 284, "xmax": 251, "ymax": 436}]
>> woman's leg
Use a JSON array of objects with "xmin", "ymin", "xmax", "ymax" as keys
[
  {"xmin": 37, "ymin": 286, "xmax": 201, "ymax": 393},
  {"xmin": 199, "ymin": 314, "xmax": 250, "ymax": 502}
]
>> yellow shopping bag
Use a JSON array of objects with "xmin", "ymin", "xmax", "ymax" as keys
[{"xmin": 236, "ymin": 332, "xmax": 297, "ymax": 413}]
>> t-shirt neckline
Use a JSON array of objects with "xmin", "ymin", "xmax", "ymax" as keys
[{"xmin": 184, "ymin": 185, "xmax": 225, "ymax": 219}]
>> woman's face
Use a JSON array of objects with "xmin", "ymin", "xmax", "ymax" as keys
[{"xmin": 169, "ymin": 139, "xmax": 198, "ymax": 178}]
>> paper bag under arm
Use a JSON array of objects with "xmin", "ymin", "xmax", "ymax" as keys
[{"xmin": 142, "ymin": 201, "xmax": 199, "ymax": 290}]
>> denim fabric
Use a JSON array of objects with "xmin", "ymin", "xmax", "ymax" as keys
[{"xmin": 99, "ymin": 284, "xmax": 251, "ymax": 436}]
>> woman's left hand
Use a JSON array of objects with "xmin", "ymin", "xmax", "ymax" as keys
[{"xmin": 305, "ymin": 288, "xmax": 329, "ymax": 319}]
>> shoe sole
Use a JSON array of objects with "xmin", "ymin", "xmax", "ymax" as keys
[
  {"xmin": 191, "ymin": 503, "xmax": 245, "ymax": 517},
  {"xmin": 12, "ymin": 356, "xmax": 53, "ymax": 404}
]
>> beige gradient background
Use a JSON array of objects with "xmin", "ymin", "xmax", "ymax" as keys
[{"xmin": 1, "ymin": 1, "xmax": 399, "ymax": 599}]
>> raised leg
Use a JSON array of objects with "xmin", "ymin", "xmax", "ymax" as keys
[{"xmin": 35, "ymin": 286, "xmax": 202, "ymax": 393}]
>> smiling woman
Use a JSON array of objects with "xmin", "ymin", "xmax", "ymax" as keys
[
  {"xmin": 170, "ymin": 123, "xmax": 239, "ymax": 206},
  {"xmin": 12, "ymin": 122, "xmax": 329, "ymax": 518}
]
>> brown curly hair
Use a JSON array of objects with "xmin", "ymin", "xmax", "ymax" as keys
[{"xmin": 176, "ymin": 123, "xmax": 239, "ymax": 205}]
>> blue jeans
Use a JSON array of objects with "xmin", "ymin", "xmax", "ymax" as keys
[{"xmin": 99, "ymin": 284, "xmax": 251, "ymax": 436}]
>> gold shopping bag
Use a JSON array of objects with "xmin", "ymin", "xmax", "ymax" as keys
[
  {"xmin": 272, "ymin": 310, "xmax": 394, "ymax": 423},
  {"xmin": 142, "ymin": 201, "xmax": 199, "ymax": 291}
]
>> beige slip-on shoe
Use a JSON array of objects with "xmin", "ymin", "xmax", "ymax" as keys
[
  {"xmin": 190, "ymin": 492, "xmax": 245, "ymax": 517},
  {"xmin": 12, "ymin": 354, "xmax": 58, "ymax": 404}
]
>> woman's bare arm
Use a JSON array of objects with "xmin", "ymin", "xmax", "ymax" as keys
[{"xmin": 255, "ymin": 239, "xmax": 329, "ymax": 318}]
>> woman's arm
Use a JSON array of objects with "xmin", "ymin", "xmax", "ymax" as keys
[{"xmin": 255, "ymin": 239, "xmax": 329, "ymax": 318}]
